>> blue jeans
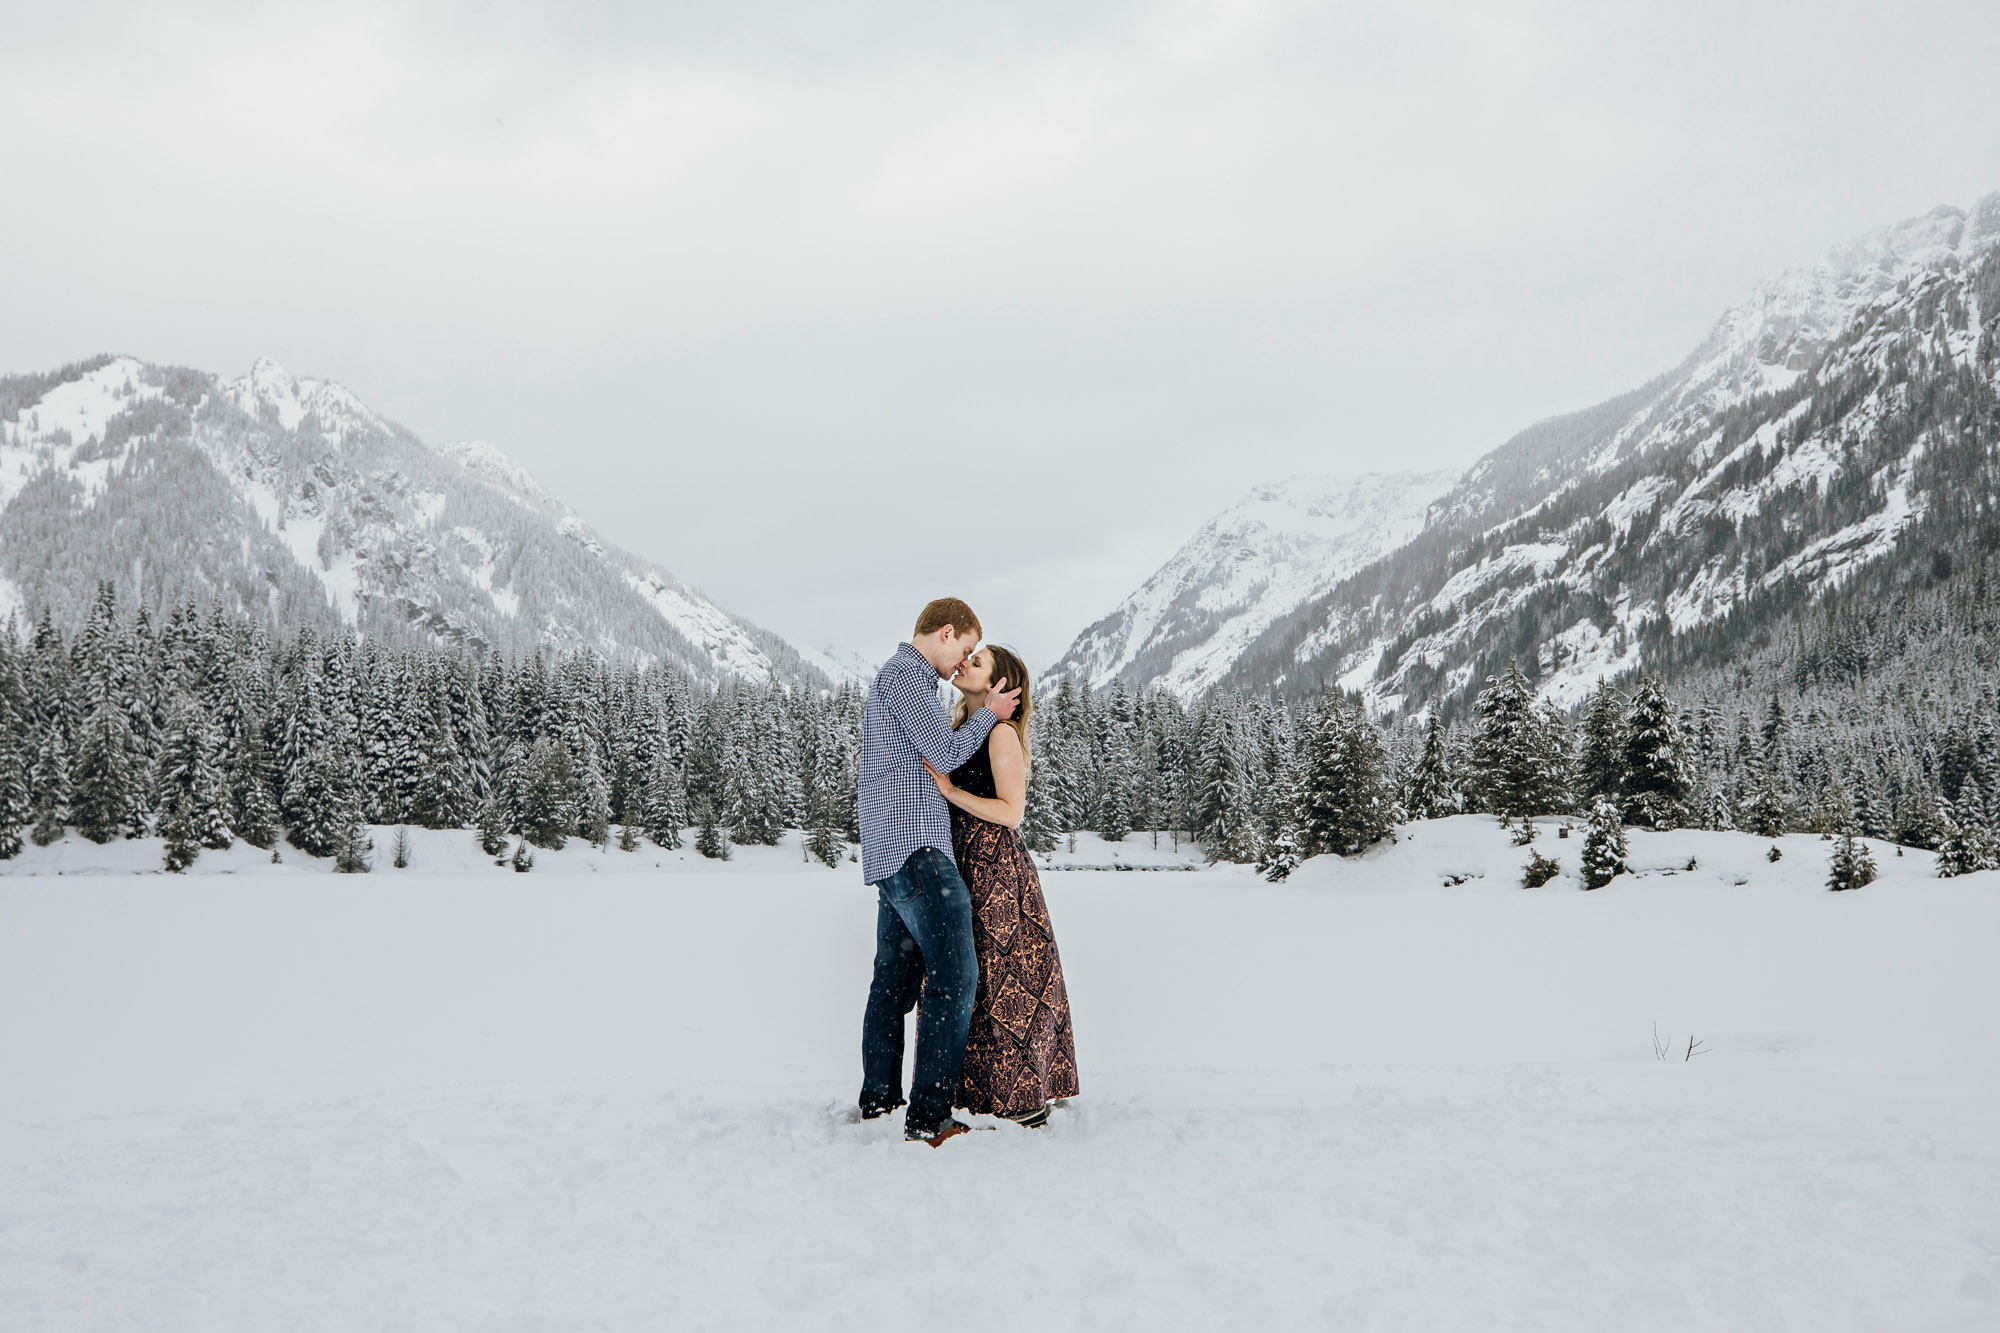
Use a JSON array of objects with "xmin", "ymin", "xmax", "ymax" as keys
[{"xmin": 860, "ymin": 847, "xmax": 980, "ymax": 1132}]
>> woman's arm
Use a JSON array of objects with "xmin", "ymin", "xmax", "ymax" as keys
[{"xmin": 921, "ymin": 726, "xmax": 1027, "ymax": 829}]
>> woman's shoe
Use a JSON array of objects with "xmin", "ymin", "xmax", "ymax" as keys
[{"xmin": 998, "ymin": 1104, "xmax": 1051, "ymax": 1129}]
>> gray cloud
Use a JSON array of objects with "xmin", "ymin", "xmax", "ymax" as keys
[{"xmin": 4, "ymin": 0, "xmax": 1997, "ymax": 666}]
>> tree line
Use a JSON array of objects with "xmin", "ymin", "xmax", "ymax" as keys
[{"xmin": 0, "ymin": 583, "xmax": 1991, "ymax": 881}]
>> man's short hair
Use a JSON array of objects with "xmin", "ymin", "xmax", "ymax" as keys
[{"xmin": 913, "ymin": 597, "xmax": 981, "ymax": 641}]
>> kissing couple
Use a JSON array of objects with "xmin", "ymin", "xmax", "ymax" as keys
[{"xmin": 855, "ymin": 597, "xmax": 1081, "ymax": 1145}]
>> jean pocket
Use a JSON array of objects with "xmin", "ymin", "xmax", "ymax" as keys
[{"xmin": 882, "ymin": 870, "xmax": 921, "ymax": 905}]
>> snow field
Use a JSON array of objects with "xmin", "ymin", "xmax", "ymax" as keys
[{"xmin": 2, "ymin": 818, "xmax": 1997, "ymax": 1330}]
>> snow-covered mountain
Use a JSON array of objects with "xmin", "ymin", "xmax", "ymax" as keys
[
  {"xmin": 1065, "ymin": 192, "xmax": 2000, "ymax": 715},
  {"xmin": 1049, "ymin": 470, "xmax": 1458, "ymax": 696},
  {"xmin": 0, "ymin": 356, "xmax": 826, "ymax": 687}
]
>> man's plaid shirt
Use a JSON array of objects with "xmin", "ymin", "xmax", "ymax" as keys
[{"xmin": 857, "ymin": 643, "xmax": 998, "ymax": 885}]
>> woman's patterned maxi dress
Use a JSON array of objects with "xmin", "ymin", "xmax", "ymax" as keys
[{"xmin": 947, "ymin": 733, "xmax": 1080, "ymax": 1115}]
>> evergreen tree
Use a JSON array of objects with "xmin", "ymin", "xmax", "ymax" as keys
[
  {"xmin": 1403, "ymin": 711, "xmax": 1461, "ymax": 820},
  {"xmin": 1893, "ymin": 778, "xmax": 1947, "ymax": 850},
  {"xmin": 1935, "ymin": 804, "xmax": 1997, "ymax": 876},
  {"xmin": 1296, "ymin": 699, "xmax": 1396, "ymax": 857},
  {"xmin": 332, "ymin": 788, "xmax": 373, "ymax": 873},
  {"xmin": 155, "ymin": 696, "xmax": 232, "ymax": 850},
  {"xmin": 804, "ymin": 720, "xmax": 846, "ymax": 868},
  {"xmin": 1827, "ymin": 829, "xmax": 1878, "ymax": 891},
  {"xmin": 1019, "ymin": 751, "xmax": 1062, "ymax": 854},
  {"xmin": 519, "ymin": 737, "xmax": 575, "ymax": 850},
  {"xmin": 30, "ymin": 723, "xmax": 70, "ymax": 847},
  {"xmin": 159, "ymin": 790, "xmax": 200, "ymax": 873},
  {"xmin": 694, "ymin": 794, "xmax": 729, "ymax": 860},
  {"xmin": 574, "ymin": 739, "xmax": 613, "ymax": 847},
  {"xmin": 71, "ymin": 695, "xmax": 135, "ymax": 844},
  {"xmin": 1618, "ymin": 677, "xmax": 1693, "ymax": 829},
  {"xmin": 477, "ymin": 795, "xmax": 511, "ymax": 857},
  {"xmin": 1740, "ymin": 765, "xmax": 1791, "ymax": 838},
  {"xmin": 1578, "ymin": 683, "xmax": 1628, "ymax": 804},
  {"xmin": 1470, "ymin": 661, "xmax": 1566, "ymax": 817},
  {"xmin": 1580, "ymin": 798, "xmax": 1627, "ymax": 890},
  {"xmin": 642, "ymin": 749, "xmax": 686, "ymax": 850},
  {"xmin": 0, "ymin": 716, "xmax": 27, "ymax": 859}
]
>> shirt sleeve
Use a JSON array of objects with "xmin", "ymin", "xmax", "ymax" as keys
[{"xmin": 885, "ymin": 662, "xmax": 998, "ymax": 771}]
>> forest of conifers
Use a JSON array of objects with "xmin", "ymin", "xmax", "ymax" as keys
[{"xmin": 2, "ymin": 581, "xmax": 1998, "ymax": 879}]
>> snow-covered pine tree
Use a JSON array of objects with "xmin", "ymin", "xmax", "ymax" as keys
[
  {"xmin": 804, "ymin": 716, "xmax": 846, "ymax": 869},
  {"xmin": 694, "ymin": 794, "xmax": 729, "ymax": 860},
  {"xmin": 1403, "ymin": 710, "xmax": 1460, "ymax": 820},
  {"xmin": 1580, "ymin": 798, "xmax": 1627, "ymax": 890},
  {"xmin": 1739, "ymin": 764, "xmax": 1791, "ymax": 838},
  {"xmin": 71, "ymin": 693, "xmax": 136, "ymax": 844},
  {"xmin": 1700, "ymin": 776, "xmax": 1733, "ymax": 832},
  {"xmin": 0, "ymin": 721, "xmax": 26, "ymax": 860},
  {"xmin": 1256, "ymin": 751, "xmax": 1305, "ymax": 882},
  {"xmin": 1827, "ymin": 828, "xmax": 1878, "ymax": 891},
  {"xmin": 1019, "ymin": 744, "xmax": 1062, "ymax": 854},
  {"xmin": 1131, "ymin": 727, "xmax": 1162, "ymax": 845},
  {"xmin": 1850, "ymin": 762, "xmax": 1890, "ymax": 840},
  {"xmin": 1578, "ymin": 683, "xmax": 1628, "ymax": 805},
  {"xmin": 477, "ymin": 795, "xmax": 511, "ymax": 857},
  {"xmin": 30, "ymin": 724, "xmax": 69, "ymax": 847},
  {"xmin": 159, "ymin": 790, "xmax": 200, "ymax": 873},
  {"xmin": 1618, "ymin": 677, "xmax": 1693, "ymax": 829},
  {"xmin": 155, "ymin": 695, "xmax": 232, "ymax": 850},
  {"xmin": 332, "ymin": 786, "xmax": 372, "ymax": 873},
  {"xmin": 641, "ymin": 748, "xmax": 686, "ymax": 850},
  {"xmin": 410, "ymin": 687, "xmax": 474, "ymax": 829},
  {"xmin": 1893, "ymin": 776, "xmax": 1946, "ymax": 850},
  {"xmin": 1296, "ymin": 698, "xmax": 1396, "ymax": 857},
  {"xmin": 1470, "ymin": 660, "xmax": 1565, "ymax": 818},
  {"xmin": 1934, "ymin": 801, "xmax": 1997, "ymax": 876},
  {"xmin": 519, "ymin": 737, "xmax": 576, "ymax": 850},
  {"xmin": 1095, "ymin": 713, "xmax": 1134, "ymax": 842}
]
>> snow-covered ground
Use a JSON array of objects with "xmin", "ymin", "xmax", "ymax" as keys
[{"xmin": 3, "ymin": 818, "xmax": 1996, "ymax": 1330}]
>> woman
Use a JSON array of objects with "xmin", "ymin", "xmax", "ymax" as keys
[{"xmin": 921, "ymin": 644, "xmax": 1080, "ymax": 1128}]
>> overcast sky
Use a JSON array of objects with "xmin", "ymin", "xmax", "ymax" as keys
[{"xmin": 4, "ymin": 1, "xmax": 1998, "ymax": 667}]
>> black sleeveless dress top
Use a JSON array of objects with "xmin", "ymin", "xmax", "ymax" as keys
[{"xmin": 949, "ymin": 729, "xmax": 999, "ymax": 801}]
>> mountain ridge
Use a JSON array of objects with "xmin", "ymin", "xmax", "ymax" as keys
[
  {"xmin": 0, "ymin": 353, "xmax": 830, "ymax": 688},
  {"xmin": 1055, "ymin": 190, "xmax": 2000, "ymax": 716}
]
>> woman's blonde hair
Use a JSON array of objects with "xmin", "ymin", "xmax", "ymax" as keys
[{"xmin": 951, "ymin": 643, "xmax": 1032, "ymax": 765}]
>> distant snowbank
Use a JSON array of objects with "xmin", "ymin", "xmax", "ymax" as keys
[{"xmin": 1, "ymin": 816, "xmax": 1959, "ymax": 894}]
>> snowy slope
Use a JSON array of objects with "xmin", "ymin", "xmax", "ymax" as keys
[
  {"xmin": 3, "ymin": 817, "xmax": 1994, "ymax": 1330},
  {"xmin": 0, "ymin": 356, "xmax": 826, "ymax": 686},
  {"xmin": 1050, "ymin": 469, "xmax": 1458, "ymax": 695},
  {"xmin": 1170, "ymin": 192, "xmax": 2000, "ymax": 712}
]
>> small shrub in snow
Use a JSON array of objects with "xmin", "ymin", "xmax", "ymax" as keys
[
  {"xmin": 1767, "ymin": 844, "xmax": 1783, "ymax": 863},
  {"xmin": 617, "ymin": 823, "xmax": 640, "ymax": 853},
  {"xmin": 1260, "ymin": 824, "xmax": 1302, "ymax": 883},
  {"xmin": 511, "ymin": 840, "xmax": 534, "ymax": 873},
  {"xmin": 1522, "ymin": 848, "xmax": 1561, "ymax": 888},
  {"xmin": 392, "ymin": 826, "xmax": 412, "ymax": 869},
  {"xmin": 1581, "ymin": 800, "xmax": 1626, "ymax": 891},
  {"xmin": 1510, "ymin": 822, "xmax": 1538, "ymax": 847},
  {"xmin": 1827, "ymin": 831, "xmax": 1878, "ymax": 892}
]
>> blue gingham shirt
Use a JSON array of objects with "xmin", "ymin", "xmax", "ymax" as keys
[{"xmin": 858, "ymin": 643, "xmax": 999, "ymax": 885}]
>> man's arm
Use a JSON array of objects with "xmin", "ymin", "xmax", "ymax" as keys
[{"xmin": 882, "ymin": 663, "xmax": 997, "ymax": 772}]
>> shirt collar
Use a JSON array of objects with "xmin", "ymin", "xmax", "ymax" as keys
[{"xmin": 895, "ymin": 641, "xmax": 937, "ymax": 676}]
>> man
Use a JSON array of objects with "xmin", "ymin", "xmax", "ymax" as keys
[{"xmin": 857, "ymin": 597, "xmax": 1020, "ymax": 1145}]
